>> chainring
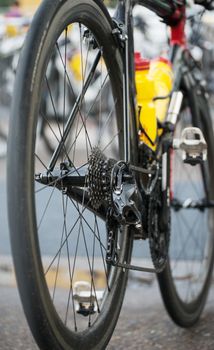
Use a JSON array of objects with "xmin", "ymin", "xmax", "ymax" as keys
[
  {"xmin": 148, "ymin": 180, "xmax": 170, "ymax": 273},
  {"xmin": 87, "ymin": 147, "xmax": 115, "ymax": 209}
]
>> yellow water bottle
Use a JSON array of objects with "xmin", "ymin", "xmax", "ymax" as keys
[
  {"xmin": 149, "ymin": 58, "xmax": 173, "ymax": 123},
  {"xmin": 135, "ymin": 52, "xmax": 157, "ymax": 151}
]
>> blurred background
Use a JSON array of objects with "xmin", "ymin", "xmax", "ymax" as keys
[
  {"xmin": 0, "ymin": 0, "xmax": 41, "ymax": 259},
  {"xmin": 0, "ymin": 1, "xmax": 214, "ymax": 349}
]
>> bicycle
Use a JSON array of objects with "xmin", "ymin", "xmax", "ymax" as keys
[{"xmin": 7, "ymin": 0, "xmax": 214, "ymax": 349}]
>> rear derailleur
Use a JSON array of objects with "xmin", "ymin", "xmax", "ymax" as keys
[
  {"xmin": 87, "ymin": 147, "xmax": 153, "ymax": 271},
  {"xmin": 105, "ymin": 161, "xmax": 145, "ymax": 265},
  {"xmin": 87, "ymin": 146, "xmax": 171, "ymax": 273}
]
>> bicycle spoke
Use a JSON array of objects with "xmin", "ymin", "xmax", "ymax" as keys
[
  {"xmin": 47, "ymin": 50, "xmax": 102, "ymax": 171},
  {"xmin": 102, "ymin": 130, "xmax": 121, "ymax": 152},
  {"xmin": 168, "ymin": 103, "xmax": 214, "ymax": 307},
  {"xmin": 45, "ymin": 76, "xmax": 72, "ymax": 163},
  {"xmin": 37, "ymin": 183, "xmax": 57, "ymax": 230},
  {"xmin": 40, "ymin": 109, "xmax": 61, "ymax": 146},
  {"xmin": 94, "ymin": 215, "xmax": 109, "ymax": 290},
  {"xmin": 65, "ymin": 72, "xmax": 110, "ymax": 157},
  {"xmin": 8, "ymin": 0, "xmax": 130, "ymax": 345},
  {"xmin": 31, "ymin": 15, "xmax": 125, "ymax": 336},
  {"xmin": 35, "ymin": 153, "xmax": 49, "ymax": 171}
]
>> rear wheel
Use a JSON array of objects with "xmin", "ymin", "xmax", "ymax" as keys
[
  {"xmin": 158, "ymin": 93, "xmax": 214, "ymax": 327},
  {"xmin": 8, "ymin": 1, "xmax": 133, "ymax": 349}
]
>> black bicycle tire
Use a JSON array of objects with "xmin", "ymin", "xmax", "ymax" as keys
[
  {"xmin": 157, "ymin": 92, "xmax": 214, "ymax": 327},
  {"xmin": 7, "ymin": 0, "xmax": 134, "ymax": 349}
]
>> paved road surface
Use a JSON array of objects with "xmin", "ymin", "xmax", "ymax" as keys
[{"xmin": 0, "ymin": 277, "xmax": 213, "ymax": 350}]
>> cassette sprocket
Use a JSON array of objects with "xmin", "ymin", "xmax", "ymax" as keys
[{"xmin": 87, "ymin": 147, "xmax": 115, "ymax": 209}]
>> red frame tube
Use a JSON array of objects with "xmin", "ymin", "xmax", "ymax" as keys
[{"xmin": 170, "ymin": 6, "xmax": 186, "ymax": 47}]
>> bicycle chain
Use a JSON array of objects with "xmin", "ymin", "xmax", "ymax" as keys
[
  {"xmin": 148, "ymin": 180, "xmax": 170, "ymax": 273},
  {"xmin": 87, "ymin": 147, "xmax": 115, "ymax": 209}
]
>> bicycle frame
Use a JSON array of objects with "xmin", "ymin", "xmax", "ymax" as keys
[
  {"xmin": 109, "ymin": 0, "xmax": 211, "ymax": 242},
  {"xmin": 47, "ymin": 0, "xmax": 189, "ymax": 169},
  {"xmin": 44, "ymin": 0, "xmax": 206, "ymax": 229},
  {"xmin": 115, "ymin": 0, "xmax": 205, "ymax": 165}
]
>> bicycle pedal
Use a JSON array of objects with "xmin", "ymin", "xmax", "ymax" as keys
[
  {"xmin": 73, "ymin": 281, "xmax": 103, "ymax": 316},
  {"xmin": 173, "ymin": 127, "xmax": 207, "ymax": 166}
]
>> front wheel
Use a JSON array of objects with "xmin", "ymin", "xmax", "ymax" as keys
[
  {"xmin": 158, "ymin": 92, "xmax": 214, "ymax": 327},
  {"xmin": 7, "ymin": 0, "xmax": 133, "ymax": 349}
]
